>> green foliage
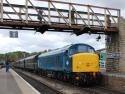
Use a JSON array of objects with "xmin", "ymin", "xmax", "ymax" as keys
[
  {"xmin": 0, "ymin": 51, "xmax": 30, "ymax": 62},
  {"xmin": 0, "ymin": 54, "xmax": 5, "ymax": 61},
  {"xmin": 0, "ymin": 50, "xmax": 49, "ymax": 62}
]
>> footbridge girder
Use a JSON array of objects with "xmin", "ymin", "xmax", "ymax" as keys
[{"xmin": 0, "ymin": 0, "xmax": 120, "ymax": 35}]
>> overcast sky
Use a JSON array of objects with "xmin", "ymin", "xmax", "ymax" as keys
[{"xmin": 0, "ymin": 0, "xmax": 125, "ymax": 54}]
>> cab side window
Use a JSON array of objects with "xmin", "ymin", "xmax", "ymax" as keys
[
  {"xmin": 88, "ymin": 47, "xmax": 95, "ymax": 53},
  {"xmin": 69, "ymin": 47, "xmax": 77, "ymax": 55}
]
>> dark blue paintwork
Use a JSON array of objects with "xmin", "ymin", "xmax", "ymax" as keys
[{"xmin": 37, "ymin": 43, "xmax": 95, "ymax": 73}]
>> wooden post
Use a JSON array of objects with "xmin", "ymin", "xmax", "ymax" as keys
[
  {"xmin": 69, "ymin": 0, "xmax": 71, "ymax": 26},
  {"xmin": 48, "ymin": 0, "xmax": 51, "ymax": 24},
  {"xmin": 19, "ymin": 8, "xmax": 22, "ymax": 20},
  {"xmin": 117, "ymin": 10, "xmax": 121, "ymax": 28},
  {"xmin": 104, "ymin": 8, "xmax": 106, "ymax": 29},
  {"xmin": 88, "ymin": 5, "xmax": 90, "ymax": 27},
  {"xmin": 25, "ymin": 0, "xmax": 28, "ymax": 23},
  {"xmin": 0, "ymin": 0, "xmax": 3, "ymax": 22}
]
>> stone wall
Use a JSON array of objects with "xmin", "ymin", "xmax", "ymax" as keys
[
  {"xmin": 106, "ymin": 33, "xmax": 120, "ymax": 72},
  {"xmin": 119, "ymin": 17, "xmax": 125, "ymax": 73},
  {"xmin": 106, "ymin": 17, "xmax": 125, "ymax": 73}
]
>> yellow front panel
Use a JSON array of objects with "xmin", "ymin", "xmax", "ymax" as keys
[{"xmin": 72, "ymin": 53, "xmax": 99, "ymax": 72}]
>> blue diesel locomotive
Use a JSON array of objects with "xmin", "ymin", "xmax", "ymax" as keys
[{"xmin": 14, "ymin": 43, "xmax": 100, "ymax": 85}]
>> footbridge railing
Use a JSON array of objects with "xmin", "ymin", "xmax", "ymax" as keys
[{"xmin": 0, "ymin": 0, "xmax": 120, "ymax": 34}]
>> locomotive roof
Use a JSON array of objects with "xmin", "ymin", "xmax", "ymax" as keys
[
  {"xmin": 38, "ymin": 43, "xmax": 94, "ymax": 57},
  {"xmin": 39, "ymin": 45, "xmax": 71, "ymax": 57}
]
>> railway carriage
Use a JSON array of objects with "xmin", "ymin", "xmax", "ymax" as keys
[
  {"xmin": 14, "ymin": 55, "xmax": 38, "ymax": 71},
  {"xmin": 14, "ymin": 59, "xmax": 25, "ymax": 69}
]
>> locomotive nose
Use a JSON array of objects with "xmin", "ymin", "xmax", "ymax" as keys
[{"xmin": 72, "ymin": 53, "xmax": 99, "ymax": 72}]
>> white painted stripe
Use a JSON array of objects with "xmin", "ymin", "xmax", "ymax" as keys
[{"xmin": 11, "ymin": 69, "xmax": 41, "ymax": 94}]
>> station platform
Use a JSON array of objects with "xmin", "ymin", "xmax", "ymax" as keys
[
  {"xmin": 0, "ymin": 68, "xmax": 40, "ymax": 94},
  {"xmin": 102, "ymin": 72, "xmax": 125, "ymax": 93}
]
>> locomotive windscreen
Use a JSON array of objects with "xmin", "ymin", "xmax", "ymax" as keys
[{"xmin": 69, "ymin": 44, "xmax": 95, "ymax": 55}]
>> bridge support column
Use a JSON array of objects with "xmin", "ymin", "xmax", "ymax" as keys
[
  {"xmin": 118, "ymin": 17, "xmax": 125, "ymax": 73},
  {"xmin": 106, "ymin": 17, "xmax": 125, "ymax": 73},
  {"xmin": 106, "ymin": 33, "xmax": 120, "ymax": 72},
  {"xmin": 0, "ymin": 0, "xmax": 3, "ymax": 22}
]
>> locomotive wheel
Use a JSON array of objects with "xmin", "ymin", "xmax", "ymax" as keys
[
  {"xmin": 63, "ymin": 75, "xmax": 67, "ymax": 82},
  {"xmin": 72, "ymin": 79, "xmax": 80, "ymax": 86}
]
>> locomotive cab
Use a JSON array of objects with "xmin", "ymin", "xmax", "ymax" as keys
[
  {"xmin": 69, "ymin": 44, "xmax": 99, "ymax": 73},
  {"xmin": 68, "ymin": 44, "xmax": 100, "ymax": 84}
]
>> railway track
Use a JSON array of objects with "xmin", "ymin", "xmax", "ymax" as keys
[
  {"xmin": 15, "ymin": 69, "xmax": 124, "ymax": 94},
  {"xmin": 15, "ymin": 70, "xmax": 62, "ymax": 94}
]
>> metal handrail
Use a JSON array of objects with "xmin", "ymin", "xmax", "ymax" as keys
[
  {"xmin": 71, "ymin": 4, "xmax": 87, "ymax": 25},
  {"xmin": 50, "ymin": 1, "xmax": 69, "ymax": 25},
  {"xmin": 5, "ymin": 0, "xmax": 24, "ymax": 21},
  {"xmin": 27, "ymin": 0, "xmax": 48, "ymax": 23},
  {"xmin": 0, "ymin": 0, "xmax": 120, "ymax": 30}
]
